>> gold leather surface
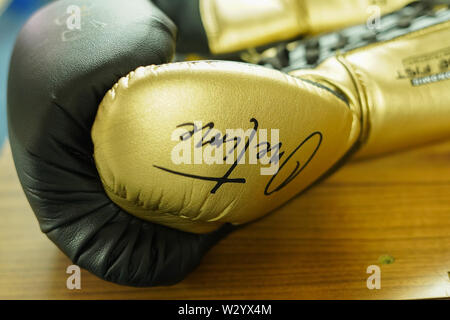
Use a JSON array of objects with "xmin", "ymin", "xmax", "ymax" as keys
[
  {"xmin": 93, "ymin": 21, "xmax": 450, "ymax": 233},
  {"xmin": 200, "ymin": 0, "xmax": 414, "ymax": 54},
  {"xmin": 291, "ymin": 20, "xmax": 450, "ymax": 158},
  {"xmin": 92, "ymin": 62, "xmax": 360, "ymax": 233}
]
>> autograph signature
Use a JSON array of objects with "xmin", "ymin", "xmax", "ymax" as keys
[{"xmin": 154, "ymin": 118, "xmax": 322, "ymax": 195}]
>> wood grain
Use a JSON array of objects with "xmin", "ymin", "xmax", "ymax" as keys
[{"xmin": 1, "ymin": 140, "xmax": 450, "ymax": 300}]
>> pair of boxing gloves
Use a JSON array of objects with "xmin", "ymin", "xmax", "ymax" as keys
[{"xmin": 8, "ymin": 0, "xmax": 450, "ymax": 287}]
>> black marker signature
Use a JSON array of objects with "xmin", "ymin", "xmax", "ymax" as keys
[
  {"xmin": 154, "ymin": 119, "xmax": 322, "ymax": 195},
  {"xmin": 264, "ymin": 131, "xmax": 322, "ymax": 195},
  {"xmin": 154, "ymin": 118, "xmax": 258, "ymax": 194}
]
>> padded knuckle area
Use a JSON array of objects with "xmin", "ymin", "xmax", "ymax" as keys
[{"xmin": 92, "ymin": 61, "xmax": 359, "ymax": 233}]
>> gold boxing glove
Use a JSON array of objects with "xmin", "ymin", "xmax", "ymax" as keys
[
  {"xmin": 92, "ymin": 18, "xmax": 450, "ymax": 234},
  {"xmin": 199, "ymin": 0, "xmax": 414, "ymax": 54}
]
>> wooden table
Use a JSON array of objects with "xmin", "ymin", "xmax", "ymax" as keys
[{"xmin": 1, "ymin": 139, "xmax": 450, "ymax": 300}]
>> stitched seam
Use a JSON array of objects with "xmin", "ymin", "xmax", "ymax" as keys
[
  {"xmin": 296, "ymin": 77, "xmax": 350, "ymax": 106},
  {"xmin": 335, "ymin": 55, "xmax": 371, "ymax": 148}
]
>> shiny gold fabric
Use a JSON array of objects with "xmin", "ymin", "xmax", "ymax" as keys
[
  {"xmin": 92, "ymin": 21, "xmax": 450, "ymax": 233},
  {"xmin": 200, "ymin": 0, "xmax": 414, "ymax": 54},
  {"xmin": 291, "ymin": 20, "xmax": 450, "ymax": 158},
  {"xmin": 92, "ymin": 62, "xmax": 359, "ymax": 233}
]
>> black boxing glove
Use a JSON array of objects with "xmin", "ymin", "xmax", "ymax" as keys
[
  {"xmin": 153, "ymin": 0, "xmax": 210, "ymax": 54},
  {"xmin": 8, "ymin": 0, "xmax": 232, "ymax": 287}
]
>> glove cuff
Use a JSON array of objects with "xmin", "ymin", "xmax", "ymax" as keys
[{"xmin": 292, "ymin": 20, "xmax": 450, "ymax": 159}]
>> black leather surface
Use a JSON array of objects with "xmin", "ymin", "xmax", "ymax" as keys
[
  {"xmin": 153, "ymin": 0, "xmax": 209, "ymax": 53},
  {"xmin": 7, "ymin": 0, "xmax": 232, "ymax": 287}
]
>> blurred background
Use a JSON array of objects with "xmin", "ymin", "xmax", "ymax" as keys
[{"xmin": 0, "ymin": 0, "xmax": 50, "ymax": 150}]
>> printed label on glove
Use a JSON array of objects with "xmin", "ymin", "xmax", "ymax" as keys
[{"xmin": 396, "ymin": 47, "xmax": 450, "ymax": 86}]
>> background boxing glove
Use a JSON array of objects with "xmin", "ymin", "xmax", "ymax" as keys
[
  {"xmin": 153, "ymin": 0, "xmax": 415, "ymax": 55},
  {"xmin": 8, "ymin": 0, "xmax": 232, "ymax": 287},
  {"xmin": 91, "ymin": 6, "xmax": 450, "ymax": 234}
]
